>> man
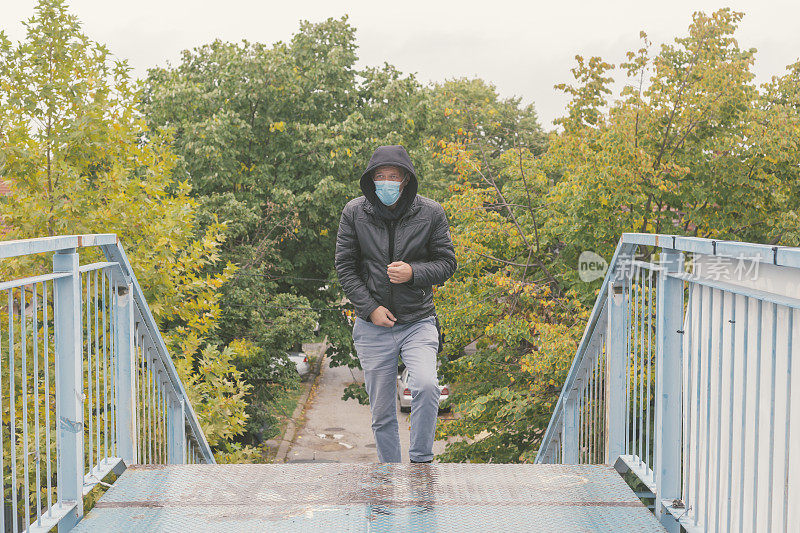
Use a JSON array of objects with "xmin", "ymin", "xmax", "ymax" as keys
[{"xmin": 335, "ymin": 144, "xmax": 457, "ymax": 463}]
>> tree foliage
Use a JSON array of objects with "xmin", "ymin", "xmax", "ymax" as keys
[
  {"xmin": 434, "ymin": 8, "xmax": 800, "ymax": 462},
  {"xmin": 542, "ymin": 9, "xmax": 800, "ymax": 296},
  {"xmin": 142, "ymin": 18, "xmax": 547, "ymax": 429},
  {"xmin": 4, "ymin": 1, "xmax": 796, "ymax": 467},
  {"xmin": 0, "ymin": 0, "xmax": 254, "ymax": 462}
]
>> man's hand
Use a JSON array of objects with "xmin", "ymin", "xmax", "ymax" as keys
[
  {"xmin": 387, "ymin": 261, "xmax": 413, "ymax": 284},
  {"xmin": 369, "ymin": 305, "xmax": 397, "ymax": 327}
]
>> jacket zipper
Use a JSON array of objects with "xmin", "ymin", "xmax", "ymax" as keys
[{"xmin": 387, "ymin": 219, "xmax": 396, "ymax": 312}]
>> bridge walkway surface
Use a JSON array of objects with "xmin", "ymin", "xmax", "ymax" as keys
[{"xmin": 73, "ymin": 463, "xmax": 664, "ymax": 532}]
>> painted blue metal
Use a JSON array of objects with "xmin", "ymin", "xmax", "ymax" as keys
[
  {"xmin": 99, "ymin": 241, "xmax": 212, "ymax": 462},
  {"xmin": 0, "ymin": 271, "xmax": 70, "ymax": 291},
  {"xmin": 653, "ymin": 248, "xmax": 682, "ymax": 531},
  {"xmin": 0, "ymin": 235, "xmax": 214, "ymax": 531},
  {"xmin": 116, "ymin": 286, "xmax": 136, "ymax": 465},
  {"xmin": 4, "ymin": 231, "xmax": 796, "ymax": 531},
  {"xmin": 562, "ymin": 395, "xmax": 578, "ymax": 463},
  {"xmin": 21, "ymin": 274, "xmax": 31, "ymax": 532},
  {"xmin": 535, "ymin": 240, "xmax": 637, "ymax": 461},
  {"xmin": 668, "ymin": 271, "xmax": 800, "ymax": 310},
  {"xmin": 78, "ymin": 261, "xmax": 118, "ymax": 273},
  {"xmin": 168, "ymin": 399, "xmax": 186, "ymax": 465},
  {"xmin": 776, "ymin": 247, "xmax": 800, "ymax": 269},
  {"xmin": 54, "ymin": 248, "xmax": 85, "ymax": 530},
  {"xmin": 7, "ymin": 287, "xmax": 19, "ymax": 532},
  {"xmin": 782, "ymin": 310, "xmax": 793, "ymax": 530},
  {"xmin": 537, "ymin": 232, "xmax": 800, "ymax": 532},
  {"xmin": 0, "ymin": 234, "xmax": 117, "ymax": 259},
  {"xmin": 606, "ymin": 281, "xmax": 627, "ymax": 463},
  {"xmin": 645, "ymin": 269, "xmax": 653, "ymax": 470},
  {"xmin": 32, "ymin": 282, "xmax": 42, "ymax": 524},
  {"xmin": 73, "ymin": 464, "xmax": 666, "ymax": 532},
  {"xmin": 615, "ymin": 455, "xmax": 655, "ymax": 493},
  {"xmin": 623, "ymin": 232, "xmax": 800, "ymax": 270}
]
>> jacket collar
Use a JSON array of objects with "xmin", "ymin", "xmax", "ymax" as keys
[{"xmin": 363, "ymin": 194, "xmax": 421, "ymax": 223}]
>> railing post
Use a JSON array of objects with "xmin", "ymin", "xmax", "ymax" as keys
[
  {"xmin": 114, "ymin": 285, "xmax": 137, "ymax": 465},
  {"xmin": 606, "ymin": 280, "xmax": 627, "ymax": 463},
  {"xmin": 654, "ymin": 248, "xmax": 683, "ymax": 532},
  {"xmin": 168, "ymin": 398, "xmax": 186, "ymax": 464},
  {"xmin": 53, "ymin": 248, "xmax": 84, "ymax": 528},
  {"xmin": 562, "ymin": 394, "xmax": 579, "ymax": 464}
]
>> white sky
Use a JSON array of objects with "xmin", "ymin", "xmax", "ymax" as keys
[{"xmin": 2, "ymin": 0, "xmax": 799, "ymax": 129}]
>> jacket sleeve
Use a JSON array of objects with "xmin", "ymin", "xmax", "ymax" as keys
[
  {"xmin": 407, "ymin": 204, "xmax": 457, "ymax": 287},
  {"xmin": 335, "ymin": 205, "xmax": 381, "ymax": 321}
]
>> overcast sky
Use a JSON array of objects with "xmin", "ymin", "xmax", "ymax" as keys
[{"xmin": 3, "ymin": 0, "xmax": 799, "ymax": 129}]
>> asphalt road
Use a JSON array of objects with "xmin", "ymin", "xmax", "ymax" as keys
[{"xmin": 286, "ymin": 351, "xmax": 451, "ymax": 463}]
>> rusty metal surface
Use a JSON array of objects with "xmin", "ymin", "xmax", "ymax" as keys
[{"xmin": 74, "ymin": 463, "xmax": 665, "ymax": 532}]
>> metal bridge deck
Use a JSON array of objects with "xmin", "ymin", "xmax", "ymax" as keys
[{"xmin": 74, "ymin": 463, "xmax": 665, "ymax": 532}]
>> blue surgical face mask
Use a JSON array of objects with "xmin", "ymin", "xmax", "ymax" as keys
[{"xmin": 374, "ymin": 179, "xmax": 403, "ymax": 206}]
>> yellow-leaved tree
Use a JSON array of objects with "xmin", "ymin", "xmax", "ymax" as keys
[{"xmin": 0, "ymin": 0, "xmax": 257, "ymax": 462}]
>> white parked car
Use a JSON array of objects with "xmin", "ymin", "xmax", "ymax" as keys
[
  {"xmin": 395, "ymin": 367, "xmax": 450, "ymax": 413},
  {"xmin": 286, "ymin": 351, "xmax": 311, "ymax": 380}
]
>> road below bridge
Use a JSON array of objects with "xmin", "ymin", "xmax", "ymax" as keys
[{"xmin": 285, "ymin": 350, "xmax": 451, "ymax": 463}]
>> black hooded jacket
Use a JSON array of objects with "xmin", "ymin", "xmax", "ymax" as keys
[{"xmin": 335, "ymin": 145, "xmax": 457, "ymax": 324}]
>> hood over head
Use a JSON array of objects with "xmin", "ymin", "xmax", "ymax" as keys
[{"xmin": 360, "ymin": 145, "xmax": 418, "ymax": 220}]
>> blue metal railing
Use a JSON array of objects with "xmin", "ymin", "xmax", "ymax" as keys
[
  {"xmin": 536, "ymin": 233, "xmax": 800, "ymax": 533},
  {"xmin": 0, "ymin": 235, "xmax": 214, "ymax": 532}
]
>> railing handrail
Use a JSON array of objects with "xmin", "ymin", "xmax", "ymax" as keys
[
  {"xmin": 0, "ymin": 233, "xmax": 215, "ymax": 463},
  {"xmin": 0, "ymin": 233, "xmax": 214, "ymax": 462},
  {"xmin": 536, "ymin": 232, "xmax": 800, "ymax": 464},
  {"xmin": 0, "ymin": 234, "xmax": 118, "ymax": 259},
  {"xmin": 536, "ymin": 232, "xmax": 800, "ymax": 532},
  {"xmin": 0, "ymin": 233, "xmax": 215, "ymax": 531},
  {"xmin": 622, "ymin": 232, "xmax": 800, "ymax": 268},
  {"xmin": 0, "ymin": 232, "xmax": 215, "ymax": 464},
  {"xmin": 99, "ymin": 238, "xmax": 215, "ymax": 464},
  {"xmin": 534, "ymin": 237, "xmax": 631, "ymax": 462}
]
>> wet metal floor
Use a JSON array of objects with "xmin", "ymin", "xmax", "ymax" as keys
[{"xmin": 74, "ymin": 463, "xmax": 665, "ymax": 532}]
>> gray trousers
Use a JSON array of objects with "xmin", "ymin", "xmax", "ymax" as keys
[{"xmin": 352, "ymin": 315, "xmax": 440, "ymax": 462}]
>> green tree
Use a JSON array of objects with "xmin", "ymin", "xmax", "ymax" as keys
[
  {"xmin": 141, "ymin": 15, "xmax": 550, "ymax": 423},
  {"xmin": 142, "ymin": 21, "xmax": 362, "ymax": 442},
  {"xmin": 540, "ymin": 8, "xmax": 800, "ymax": 301},
  {"xmin": 433, "ymin": 176, "xmax": 584, "ymax": 462},
  {"xmin": 435, "ymin": 8, "xmax": 800, "ymax": 463},
  {"xmin": 0, "ymin": 0, "xmax": 254, "ymax": 462}
]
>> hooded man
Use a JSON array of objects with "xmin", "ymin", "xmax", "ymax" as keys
[{"xmin": 334, "ymin": 144, "xmax": 457, "ymax": 463}]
